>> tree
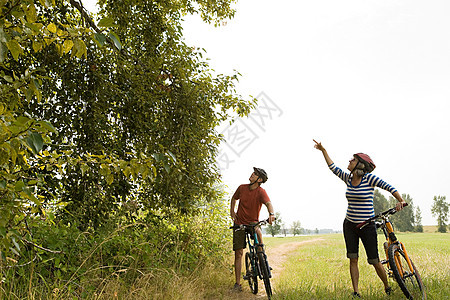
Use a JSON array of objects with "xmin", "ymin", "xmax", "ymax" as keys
[
  {"xmin": 1, "ymin": 0, "xmax": 253, "ymax": 257},
  {"xmin": 0, "ymin": 0, "xmax": 98, "ymax": 255},
  {"xmin": 389, "ymin": 194, "xmax": 415, "ymax": 232},
  {"xmin": 266, "ymin": 212, "xmax": 282, "ymax": 237},
  {"xmin": 414, "ymin": 206, "xmax": 423, "ymax": 232},
  {"xmin": 291, "ymin": 221, "xmax": 302, "ymax": 236},
  {"xmin": 281, "ymin": 222, "xmax": 288, "ymax": 236},
  {"xmin": 431, "ymin": 195, "xmax": 449, "ymax": 233}
]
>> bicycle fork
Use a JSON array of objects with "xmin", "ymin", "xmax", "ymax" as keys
[
  {"xmin": 381, "ymin": 222, "xmax": 416, "ymax": 279},
  {"xmin": 393, "ymin": 242, "xmax": 416, "ymax": 278},
  {"xmin": 380, "ymin": 222, "xmax": 394, "ymax": 276}
]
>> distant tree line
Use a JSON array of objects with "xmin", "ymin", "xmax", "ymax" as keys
[
  {"xmin": 264, "ymin": 192, "xmax": 450, "ymax": 236},
  {"xmin": 374, "ymin": 191, "xmax": 449, "ymax": 233},
  {"xmin": 264, "ymin": 192, "xmax": 449, "ymax": 236},
  {"xmin": 264, "ymin": 212, "xmax": 338, "ymax": 236}
]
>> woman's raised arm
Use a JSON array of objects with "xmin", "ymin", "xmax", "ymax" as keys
[{"xmin": 313, "ymin": 139, "xmax": 334, "ymax": 166}]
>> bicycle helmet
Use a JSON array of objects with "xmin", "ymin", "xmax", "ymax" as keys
[
  {"xmin": 353, "ymin": 153, "xmax": 376, "ymax": 173},
  {"xmin": 253, "ymin": 167, "xmax": 268, "ymax": 183}
]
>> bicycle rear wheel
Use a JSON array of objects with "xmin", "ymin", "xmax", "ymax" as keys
[
  {"xmin": 257, "ymin": 251, "xmax": 272, "ymax": 299},
  {"xmin": 245, "ymin": 252, "xmax": 258, "ymax": 294},
  {"xmin": 388, "ymin": 243, "xmax": 426, "ymax": 299}
]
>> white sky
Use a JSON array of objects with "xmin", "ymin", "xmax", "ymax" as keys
[{"xmin": 84, "ymin": 0, "xmax": 450, "ymax": 230}]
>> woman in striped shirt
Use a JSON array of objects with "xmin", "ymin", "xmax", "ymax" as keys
[{"xmin": 314, "ymin": 140, "xmax": 406, "ymax": 298}]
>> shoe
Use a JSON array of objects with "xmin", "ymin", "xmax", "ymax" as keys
[
  {"xmin": 352, "ymin": 292, "xmax": 361, "ymax": 298},
  {"xmin": 232, "ymin": 283, "xmax": 242, "ymax": 292},
  {"xmin": 385, "ymin": 286, "xmax": 392, "ymax": 295}
]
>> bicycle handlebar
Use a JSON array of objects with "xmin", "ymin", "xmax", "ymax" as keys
[
  {"xmin": 229, "ymin": 218, "xmax": 275, "ymax": 230},
  {"xmin": 356, "ymin": 203, "xmax": 408, "ymax": 229}
]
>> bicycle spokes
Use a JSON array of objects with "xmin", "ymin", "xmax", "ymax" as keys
[{"xmin": 388, "ymin": 243, "xmax": 426, "ymax": 299}]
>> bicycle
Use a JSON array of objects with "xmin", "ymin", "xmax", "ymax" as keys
[
  {"xmin": 357, "ymin": 204, "xmax": 426, "ymax": 299},
  {"xmin": 230, "ymin": 219, "xmax": 273, "ymax": 299}
]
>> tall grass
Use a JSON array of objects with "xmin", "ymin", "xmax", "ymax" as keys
[
  {"xmin": 2, "ymin": 225, "xmax": 447, "ymax": 299},
  {"xmin": 0, "ymin": 200, "xmax": 237, "ymax": 299},
  {"xmin": 270, "ymin": 233, "xmax": 450, "ymax": 299}
]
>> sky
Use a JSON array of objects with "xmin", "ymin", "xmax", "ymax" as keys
[{"xmin": 84, "ymin": 0, "xmax": 450, "ymax": 230}]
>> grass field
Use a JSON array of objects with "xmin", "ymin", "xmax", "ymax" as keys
[
  {"xmin": 265, "ymin": 232, "xmax": 450, "ymax": 299},
  {"xmin": 17, "ymin": 231, "xmax": 442, "ymax": 299}
]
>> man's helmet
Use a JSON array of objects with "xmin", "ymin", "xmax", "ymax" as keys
[
  {"xmin": 353, "ymin": 153, "xmax": 376, "ymax": 173},
  {"xmin": 253, "ymin": 167, "xmax": 268, "ymax": 183}
]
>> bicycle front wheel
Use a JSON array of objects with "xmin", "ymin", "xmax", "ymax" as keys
[
  {"xmin": 257, "ymin": 252, "xmax": 272, "ymax": 299},
  {"xmin": 245, "ymin": 252, "xmax": 258, "ymax": 294},
  {"xmin": 388, "ymin": 243, "xmax": 426, "ymax": 299}
]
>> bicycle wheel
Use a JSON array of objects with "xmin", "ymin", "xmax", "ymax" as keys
[
  {"xmin": 388, "ymin": 243, "xmax": 426, "ymax": 299},
  {"xmin": 257, "ymin": 251, "xmax": 272, "ymax": 299},
  {"xmin": 245, "ymin": 252, "xmax": 258, "ymax": 294}
]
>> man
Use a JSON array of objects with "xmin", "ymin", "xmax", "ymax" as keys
[{"xmin": 230, "ymin": 167, "xmax": 275, "ymax": 292}]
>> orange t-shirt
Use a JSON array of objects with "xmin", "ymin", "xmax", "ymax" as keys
[{"xmin": 233, "ymin": 184, "xmax": 270, "ymax": 225}]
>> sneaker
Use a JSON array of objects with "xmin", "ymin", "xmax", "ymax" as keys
[
  {"xmin": 232, "ymin": 283, "xmax": 242, "ymax": 292},
  {"xmin": 385, "ymin": 286, "xmax": 392, "ymax": 295},
  {"xmin": 352, "ymin": 292, "xmax": 362, "ymax": 298}
]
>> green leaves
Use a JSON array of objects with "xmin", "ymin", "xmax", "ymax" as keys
[
  {"xmin": 108, "ymin": 32, "xmax": 122, "ymax": 50},
  {"xmin": 25, "ymin": 132, "xmax": 44, "ymax": 154},
  {"xmin": 46, "ymin": 23, "xmax": 57, "ymax": 34},
  {"xmin": 71, "ymin": 39, "xmax": 87, "ymax": 58},
  {"xmin": 6, "ymin": 39, "xmax": 24, "ymax": 61},
  {"xmin": 97, "ymin": 17, "xmax": 116, "ymax": 28},
  {"xmin": 25, "ymin": 2, "xmax": 38, "ymax": 23},
  {"xmin": 0, "ymin": 0, "xmax": 251, "ymax": 263},
  {"xmin": 92, "ymin": 32, "xmax": 122, "ymax": 50},
  {"xmin": 93, "ymin": 33, "xmax": 107, "ymax": 47}
]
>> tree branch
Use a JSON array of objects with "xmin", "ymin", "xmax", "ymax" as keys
[
  {"xmin": 69, "ymin": 0, "xmax": 101, "ymax": 32},
  {"xmin": 23, "ymin": 238, "xmax": 63, "ymax": 254}
]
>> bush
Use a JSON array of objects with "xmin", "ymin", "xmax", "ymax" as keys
[{"xmin": 0, "ymin": 199, "xmax": 231, "ymax": 298}]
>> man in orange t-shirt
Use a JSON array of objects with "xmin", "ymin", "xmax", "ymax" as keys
[{"xmin": 230, "ymin": 167, "xmax": 275, "ymax": 292}]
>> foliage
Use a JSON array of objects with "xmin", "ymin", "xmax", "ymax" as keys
[
  {"xmin": 373, "ymin": 189, "xmax": 389, "ymax": 214},
  {"xmin": 374, "ymin": 191, "xmax": 420, "ymax": 232},
  {"xmin": 266, "ymin": 212, "xmax": 282, "ymax": 237},
  {"xmin": 414, "ymin": 206, "xmax": 423, "ymax": 232},
  {"xmin": 431, "ymin": 195, "xmax": 449, "ymax": 233},
  {"xmin": 1, "ymin": 0, "xmax": 253, "ymax": 297},
  {"xmin": 0, "ymin": 0, "xmax": 134, "ymax": 258},
  {"xmin": 0, "ymin": 0, "xmax": 252, "ymax": 258},
  {"xmin": 0, "ymin": 193, "xmax": 231, "ymax": 298},
  {"xmin": 389, "ymin": 194, "xmax": 415, "ymax": 232}
]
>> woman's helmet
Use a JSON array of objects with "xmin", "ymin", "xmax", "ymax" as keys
[
  {"xmin": 253, "ymin": 167, "xmax": 268, "ymax": 183},
  {"xmin": 353, "ymin": 153, "xmax": 376, "ymax": 173}
]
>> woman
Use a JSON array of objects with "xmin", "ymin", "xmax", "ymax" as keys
[{"xmin": 313, "ymin": 139, "xmax": 406, "ymax": 298}]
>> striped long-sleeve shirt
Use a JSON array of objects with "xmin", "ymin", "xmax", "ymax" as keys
[{"xmin": 329, "ymin": 163, "xmax": 398, "ymax": 223}]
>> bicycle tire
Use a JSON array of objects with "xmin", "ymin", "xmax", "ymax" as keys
[
  {"xmin": 388, "ymin": 243, "xmax": 426, "ymax": 299},
  {"xmin": 245, "ymin": 252, "xmax": 258, "ymax": 294},
  {"xmin": 257, "ymin": 251, "xmax": 273, "ymax": 299}
]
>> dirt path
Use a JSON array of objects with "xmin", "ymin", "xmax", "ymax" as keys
[{"xmin": 227, "ymin": 237, "xmax": 325, "ymax": 299}]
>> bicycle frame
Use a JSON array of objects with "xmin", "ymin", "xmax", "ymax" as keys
[
  {"xmin": 231, "ymin": 220, "xmax": 273, "ymax": 299},
  {"xmin": 243, "ymin": 223, "xmax": 268, "ymax": 279}
]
